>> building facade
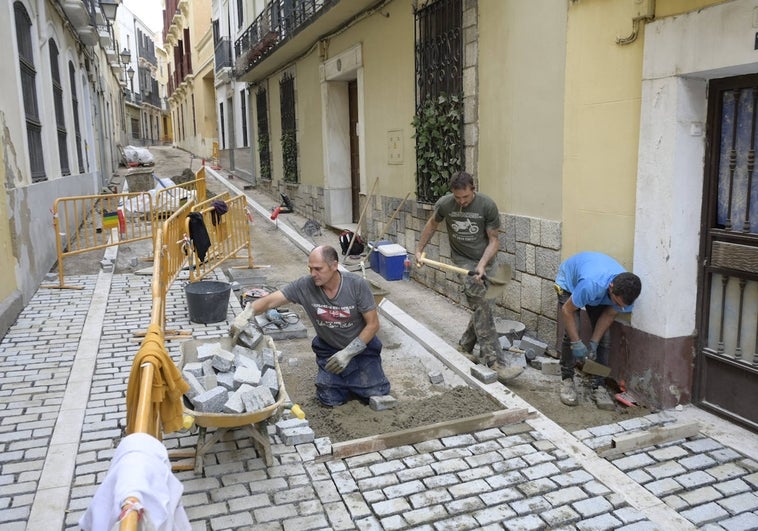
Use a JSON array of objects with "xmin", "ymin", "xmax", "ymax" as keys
[
  {"xmin": 227, "ymin": 0, "xmax": 758, "ymax": 428},
  {"xmin": 0, "ymin": 0, "xmax": 125, "ymax": 337},
  {"xmin": 164, "ymin": 0, "xmax": 217, "ymax": 159}
]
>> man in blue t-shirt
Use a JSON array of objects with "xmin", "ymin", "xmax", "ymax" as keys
[
  {"xmin": 248, "ymin": 245, "xmax": 390, "ymax": 406},
  {"xmin": 554, "ymin": 252, "xmax": 641, "ymax": 409}
]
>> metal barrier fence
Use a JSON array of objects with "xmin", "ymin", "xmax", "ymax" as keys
[
  {"xmin": 45, "ymin": 169, "xmax": 207, "ymax": 289},
  {"xmin": 186, "ymin": 193, "xmax": 255, "ymax": 281},
  {"xmin": 45, "ymin": 192, "xmax": 154, "ymax": 289}
]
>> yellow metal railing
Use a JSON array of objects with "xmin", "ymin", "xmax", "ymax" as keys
[
  {"xmin": 186, "ymin": 193, "xmax": 255, "ymax": 282},
  {"xmin": 45, "ymin": 192, "xmax": 154, "ymax": 289},
  {"xmin": 46, "ymin": 167, "xmax": 207, "ymax": 290}
]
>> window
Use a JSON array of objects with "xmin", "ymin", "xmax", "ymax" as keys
[
  {"xmin": 131, "ymin": 118, "xmax": 140, "ymax": 139},
  {"xmin": 240, "ymin": 89, "xmax": 248, "ymax": 147},
  {"xmin": 279, "ymin": 73, "xmax": 298, "ymax": 183},
  {"xmin": 219, "ymin": 102, "xmax": 225, "ymax": 149},
  {"xmin": 191, "ymin": 94, "xmax": 196, "ymax": 136},
  {"xmin": 256, "ymin": 86, "xmax": 271, "ymax": 180},
  {"xmin": 237, "ymin": 0, "xmax": 243, "ymax": 28},
  {"xmin": 49, "ymin": 39, "xmax": 69, "ymax": 176},
  {"xmin": 14, "ymin": 2, "xmax": 45, "ymax": 182},
  {"xmin": 68, "ymin": 62, "xmax": 84, "ymax": 173}
]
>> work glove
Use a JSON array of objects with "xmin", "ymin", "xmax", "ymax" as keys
[
  {"xmin": 570, "ymin": 340, "xmax": 589, "ymax": 361},
  {"xmin": 324, "ymin": 337, "xmax": 366, "ymax": 374},
  {"xmin": 588, "ymin": 340, "xmax": 599, "ymax": 361}
]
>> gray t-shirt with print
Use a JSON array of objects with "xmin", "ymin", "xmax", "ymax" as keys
[
  {"xmin": 433, "ymin": 192, "xmax": 500, "ymax": 269},
  {"xmin": 281, "ymin": 271, "xmax": 376, "ymax": 350}
]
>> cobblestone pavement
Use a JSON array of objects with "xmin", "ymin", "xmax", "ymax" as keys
[{"xmin": 1, "ymin": 171, "xmax": 757, "ymax": 530}]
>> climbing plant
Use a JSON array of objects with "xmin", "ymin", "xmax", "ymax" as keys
[
  {"xmin": 257, "ymin": 130, "xmax": 271, "ymax": 180},
  {"xmin": 280, "ymin": 129, "xmax": 298, "ymax": 183},
  {"xmin": 412, "ymin": 92, "xmax": 463, "ymax": 203}
]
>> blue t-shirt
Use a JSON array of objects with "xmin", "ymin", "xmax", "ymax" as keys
[{"xmin": 555, "ymin": 252, "xmax": 633, "ymax": 312}]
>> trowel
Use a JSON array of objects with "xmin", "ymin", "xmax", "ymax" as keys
[{"xmin": 418, "ymin": 253, "xmax": 511, "ymax": 299}]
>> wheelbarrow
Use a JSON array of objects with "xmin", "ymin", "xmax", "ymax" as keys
[{"xmin": 171, "ymin": 336, "xmax": 287, "ymax": 474}]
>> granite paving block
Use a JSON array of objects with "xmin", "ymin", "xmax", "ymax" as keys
[
  {"xmin": 259, "ymin": 369, "xmax": 279, "ymax": 396},
  {"xmin": 211, "ymin": 348, "xmax": 235, "ymax": 372},
  {"xmin": 471, "ymin": 364, "xmax": 497, "ymax": 384},
  {"xmin": 369, "ymin": 395, "xmax": 397, "ymax": 411},
  {"xmin": 192, "ymin": 386, "xmax": 229, "ymax": 413},
  {"xmin": 233, "ymin": 365, "xmax": 261, "ymax": 386},
  {"xmin": 196, "ymin": 342, "xmax": 221, "ymax": 362}
]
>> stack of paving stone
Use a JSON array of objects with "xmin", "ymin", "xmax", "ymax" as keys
[{"xmin": 182, "ymin": 340, "xmax": 280, "ymax": 414}]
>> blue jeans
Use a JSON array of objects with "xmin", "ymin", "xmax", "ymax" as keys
[
  {"xmin": 312, "ymin": 336, "xmax": 391, "ymax": 406},
  {"xmin": 558, "ymin": 291, "xmax": 610, "ymax": 386}
]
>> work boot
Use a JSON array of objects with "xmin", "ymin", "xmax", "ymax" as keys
[
  {"xmin": 593, "ymin": 386, "xmax": 615, "ymax": 411},
  {"xmin": 456, "ymin": 343, "xmax": 478, "ymax": 363},
  {"xmin": 560, "ymin": 378, "xmax": 578, "ymax": 406},
  {"xmin": 494, "ymin": 363, "xmax": 523, "ymax": 384}
]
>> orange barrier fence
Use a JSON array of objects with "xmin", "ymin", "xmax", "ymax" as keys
[
  {"xmin": 150, "ymin": 172, "xmax": 207, "ymax": 244},
  {"xmin": 186, "ymin": 193, "xmax": 255, "ymax": 282}
]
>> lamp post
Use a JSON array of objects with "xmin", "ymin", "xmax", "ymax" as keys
[
  {"xmin": 127, "ymin": 65, "xmax": 135, "ymax": 95},
  {"xmin": 119, "ymin": 47, "xmax": 131, "ymax": 87}
]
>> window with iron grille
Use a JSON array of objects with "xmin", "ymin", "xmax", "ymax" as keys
[
  {"xmin": 256, "ymin": 86, "xmax": 271, "ymax": 180},
  {"xmin": 68, "ymin": 62, "xmax": 84, "ymax": 173},
  {"xmin": 14, "ymin": 2, "xmax": 45, "ymax": 182},
  {"xmin": 241, "ymin": 89, "xmax": 248, "ymax": 147},
  {"xmin": 131, "ymin": 118, "xmax": 140, "ymax": 139},
  {"xmin": 413, "ymin": 0, "xmax": 463, "ymax": 203},
  {"xmin": 49, "ymin": 39, "xmax": 69, "ymax": 176},
  {"xmin": 279, "ymin": 72, "xmax": 298, "ymax": 183}
]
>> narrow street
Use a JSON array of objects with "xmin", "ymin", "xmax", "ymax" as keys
[{"xmin": 3, "ymin": 146, "xmax": 754, "ymax": 530}]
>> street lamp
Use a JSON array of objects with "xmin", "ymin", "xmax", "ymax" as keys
[
  {"xmin": 119, "ymin": 47, "xmax": 131, "ymax": 65},
  {"xmin": 127, "ymin": 65, "xmax": 135, "ymax": 95},
  {"xmin": 100, "ymin": 0, "xmax": 119, "ymax": 22}
]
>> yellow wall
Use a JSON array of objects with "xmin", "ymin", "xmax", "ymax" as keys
[
  {"xmin": 478, "ymin": 0, "xmax": 567, "ymax": 219},
  {"xmin": 562, "ymin": 0, "xmax": 724, "ymax": 265},
  {"xmin": 0, "ymin": 141, "xmax": 17, "ymax": 301},
  {"xmin": 562, "ymin": 0, "xmax": 643, "ymax": 265},
  {"xmin": 294, "ymin": 52, "xmax": 324, "ymax": 188}
]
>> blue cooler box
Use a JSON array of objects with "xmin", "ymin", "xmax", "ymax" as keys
[
  {"xmin": 377, "ymin": 244, "xmax": 407, "ymax": 281},
  {"xmin": 369, "ymin": 240, "xmax": 392, "ymax": 272}
]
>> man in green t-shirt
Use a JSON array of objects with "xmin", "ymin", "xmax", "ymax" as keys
[{"xmin": 415, "ymin": 172, "xmax": 522, "ymax": 384}]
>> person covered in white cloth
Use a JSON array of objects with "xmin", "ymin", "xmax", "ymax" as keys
[{"xmin": 250, "ymin": 245, "xmax": 390, "ymax": 406}]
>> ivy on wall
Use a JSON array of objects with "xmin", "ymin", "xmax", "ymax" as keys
[
  {"xmin": 281, "ymin": 129, "xmax": 298, "ymax": 183},
  {"xmin": 412, "ymin": 93, "xmax": 463, "ymax": 203}
]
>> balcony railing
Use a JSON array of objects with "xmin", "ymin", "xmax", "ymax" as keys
[
  {"xmin": 214, "ymin": 38, "xmax": 233, "ymax": 72},
  {"xmin": 234, "ymin": 0, "xmax": 334, "ymax": 77}
]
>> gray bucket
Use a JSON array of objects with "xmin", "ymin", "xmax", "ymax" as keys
[{"xmin": 185, "ymin": 281, "xmax": 232, "ymax": 324}]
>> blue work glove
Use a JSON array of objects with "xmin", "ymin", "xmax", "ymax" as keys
[
  {"xmin": 570, "ymin": 341, "xmax": 588, "ymax": 361},
  {"xmin": 588, "ymin": 340, "xmax": 599, "ymax": 361}
]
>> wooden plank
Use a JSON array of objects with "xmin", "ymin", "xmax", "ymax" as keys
[
  {"xmin": 598, "ymin": 421, "xmax": 700, "ymax": 458},
  {"xmin": 330, "ymin": 408, "xmax": 531, "ymax": 460}
]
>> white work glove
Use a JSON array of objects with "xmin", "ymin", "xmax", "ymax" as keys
[
  {"xmin": 324, "ymin": 337, "xmax": 366, "ymax": 374},
  {"xmin": 230, "ymin": 302, "xmax": 254, "ymax": 336}
]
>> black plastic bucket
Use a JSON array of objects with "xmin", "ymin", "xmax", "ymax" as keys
[{"xmin": 184, "ymin": 281, "xmax": 232, "ymax": 324}]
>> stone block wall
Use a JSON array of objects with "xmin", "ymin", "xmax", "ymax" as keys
[{"xmin": 364, "ymin": 196, "xmax": 562, "ymax": 347}]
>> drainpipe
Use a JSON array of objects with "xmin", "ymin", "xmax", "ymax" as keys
[{"xmin": 616, "ymin": 0, "xmax": 656, "ymax": 46}]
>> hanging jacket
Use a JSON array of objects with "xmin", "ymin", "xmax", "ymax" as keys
[{"xmin": 187, "ymin": 212, "xmax": 211, "ymax": 262}]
